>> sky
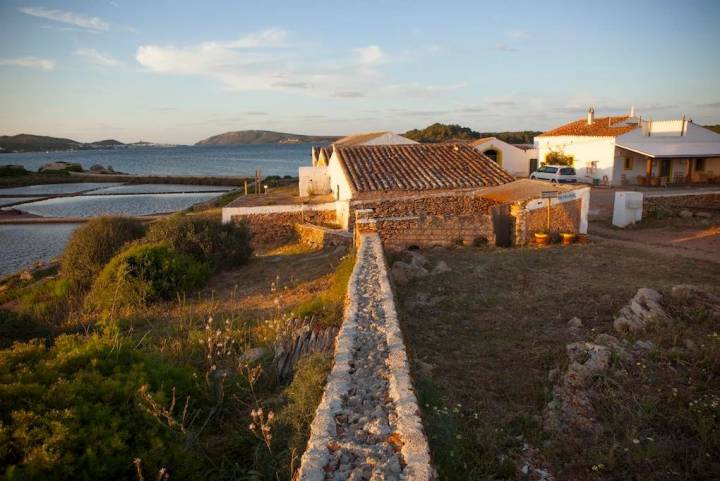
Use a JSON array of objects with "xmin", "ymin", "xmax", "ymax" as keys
[{"xmin": 0, "ymin": 0, "xmax": 719, "ymax": 144}]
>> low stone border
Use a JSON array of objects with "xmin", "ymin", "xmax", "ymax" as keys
[
  {"xmin": 298, "ymin": 233, "xmax": 433, "ymax": 481},
  {"xmin": 369, "ymin": 234, "xmax": 434, "ymax": 480}
]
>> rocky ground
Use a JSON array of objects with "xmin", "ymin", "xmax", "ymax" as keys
[{"xmin": 323, "ymin": 243, "xmax": 406, "ymax": 481}]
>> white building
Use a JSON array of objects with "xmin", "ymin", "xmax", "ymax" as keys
[
  {"xmin": 303, "ymin": 131, "xmax": 417, "ymax": 195},
  {"xmin": 535, "ymin": 108, "xmax": 720, "ymax": 186},
  {"xmin": 470, "ymin": 137, "xmax": 538, "ymax": 177}
]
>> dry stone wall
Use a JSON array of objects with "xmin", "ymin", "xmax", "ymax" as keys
[
  {"xmin": 522, "ymin": 198, "xmax": 582, "ymax": 239},
  {"xmin": 643, "ymin": 192, "xmax": 720, "ymax": 217},
  {"xmin": 350, "ymin": 190, "xmax": 499, "ymax": 250},
  {"xmin": 230, "ymin": 208, "xmax": 337, "ymax": 246},
  {"xmin": 295, "ymin": 223, "xmax": 352, "ymax": 249},
  {"xmin": 298, "ymin": 233, "xmax": 433, "ymax": 481}
]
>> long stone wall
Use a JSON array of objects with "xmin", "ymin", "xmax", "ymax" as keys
[
  {"xmin": 226, "ymin": 204, "xmax": 338, "ymax": 246},
  {"xmin": 520, "ymin": 198, "xmax": 582, "ymax": 240},
  {"xmin": 295, "ymin": 223, "xmax": 352, "ymax": 249},
  {"xmin": 298, "ymin": 233, "xmax": 433, "ymax": 481},
  {"xmin": 643, "ymin": 191, "xmax": 720, "ymax": 217}
]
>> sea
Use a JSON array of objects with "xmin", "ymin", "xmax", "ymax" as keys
[
  {"xmin": 0, "ymin": 144, "xmax": 312, "ymax": 177},
  {"xmin": 0, "ymin": 144, "xmax": 316, "ymax": 276}
]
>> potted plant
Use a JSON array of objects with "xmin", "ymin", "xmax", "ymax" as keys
[
  {"xmin": 534, "ymin": 231, "xmax": 549, "ymax": 245},
  {"xmin": 560, "ymin": 232, "xmax": 576, "ymax": 245}
]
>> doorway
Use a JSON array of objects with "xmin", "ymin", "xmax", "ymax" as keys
[{"xmin": 529, "ymin": 158, "xmax": 538, "ymax": 175}]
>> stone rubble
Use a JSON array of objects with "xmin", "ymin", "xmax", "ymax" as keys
[{"xmin": 299, "ymin": 234, "xmax": 433, "ymax": 481}]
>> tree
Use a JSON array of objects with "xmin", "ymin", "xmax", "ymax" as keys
[{"xmin": 544, "ymin": 151, "xmax": 575, "ymax": 166}]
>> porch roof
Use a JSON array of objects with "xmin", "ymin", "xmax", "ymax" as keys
[{"xmin": 617, "ymin": 141, "xmax": 720, "ymax": 158}]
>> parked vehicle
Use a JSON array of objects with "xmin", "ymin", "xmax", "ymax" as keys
[{"xmin": 530, "ymin": 165, "xmax": 578, "ymax": 183}]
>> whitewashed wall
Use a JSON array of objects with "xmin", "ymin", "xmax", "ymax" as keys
[
  {"xmin": 299, "ymin": 166, "xmax": 331, "ymax": 196},
  {"xmin": 473, "ymin": 138, "xmax": 534, "ymax": 177},
  {"xmin": 536, "ymin": 136, "xmax": 617, "ymax": 184}
]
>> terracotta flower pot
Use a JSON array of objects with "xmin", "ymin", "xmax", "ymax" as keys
[
  {"xmin": 534, "ymin": 232, "xmax": 549, "ymax": 246},
  {"xmin": 576, "ymin": 233, "xmax": 589, "ymax": 244},
  {"xmin": 561, "ymin": 233, "xmax": 576, "ymax": 245}
]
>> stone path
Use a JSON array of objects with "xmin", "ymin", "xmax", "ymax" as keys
[{"xmin": 299, "ymin": 233, "xmax": 432, "ymax": 481}]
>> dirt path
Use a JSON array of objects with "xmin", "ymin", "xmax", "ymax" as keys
[{"xmin": 589, "ymin": 223, "xmax": 720, "ymax": 263}]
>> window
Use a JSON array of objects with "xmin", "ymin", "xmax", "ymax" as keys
[
  {"xmin": 560, "ymin": 167, "xmax": 576, "ymax": 175},
  {"xmin": 624, "ymin": 157, "xmax": 634, "ymax": 170},
  {"xmin": 541, "ymin": 166, "xmax": 558, "ymax": 173},
  {"xmin": 696, "ymin": 158, "xmax": 705, "ymax": 172}
]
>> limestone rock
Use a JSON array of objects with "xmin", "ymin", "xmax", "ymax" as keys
[
  {"xmin": 567, "ymin": 317, "xmax": 583, "ymax": 328},
  {"xmin": 695, "ymin": 211, "xmax": 713, "ymax": 219},
  {"xmin": 679, "ymin": 209, "xmax": 693, "ymax": 218},
  {"xmin": 613, "ymin": 288, "xmax": 669, "ymax": 333},
  {"xmin": 431, "ymin": 260, "xmax": 451, "ymax": 275}
]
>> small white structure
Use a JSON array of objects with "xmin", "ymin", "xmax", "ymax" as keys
[
  {"xmin": 612, "ymin": 191, "xmax": 644, "ymax": 228},
  {"xmin": 536, "ymin": 107, "xmax": 720, "ymax": 186},
  {"xmin": 470, "ymin": 137, "xmax": 538, "ymax": 177},
  {"xmin": 303, "ymin": 131, "xmax": 417, "ymax": 196}
]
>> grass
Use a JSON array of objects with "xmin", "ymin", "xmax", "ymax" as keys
[{"xmin": 395, "ymin": 242, "xmax": 720, "ymax": 480}]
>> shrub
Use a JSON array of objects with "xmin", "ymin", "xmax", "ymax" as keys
[
  {"xmin": 86, "ymin": 243, "xmax": 211, "ymax": 313},
  {"xmin": 145, "ymin": 215, "xmax": 252, "ymax": 270},
  {"xmin": 61, "ymin": 216, "xmax": 146, "ymax": 291},
  {"xmin": 0, "ymin": 309, "xmax": 50, "ymax": 348},
  {"xmin": 17, "ymin": 278, "xmax": 72, "ymax": 326},
  {"xmin": 544, "ymin": 151, "xmax": 575, "ymax": 166},
  {"xmin": 0, "ymin": 334, "xmax": 196, "ymax": 480},
  {"xmin": 0, "ymin": 165, "xmax": 29, "ymax": 177}
]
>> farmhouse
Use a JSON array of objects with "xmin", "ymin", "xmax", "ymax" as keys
[
  {"xmin": 470, "ymin": 137, "xmax": 538, "ymax": 178},
  {"xmin": 224, "ymin": 143, "xmax": 590, "ymax": 250},
  {"xmin": 536, "ymin": 107, "xmax": 720, "ymax": 186}
]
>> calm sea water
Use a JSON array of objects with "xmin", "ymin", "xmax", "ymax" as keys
[
  {"xmin": 0, "ymin": 224, "xmax": 79, "ymax": 276},
  {"xmin": 0, "ymin": 144, "xmax": 310, "ymax": 275},
  {"xmin": 1, "ymin": 144, "xmax": 313, "ymax": 177}
]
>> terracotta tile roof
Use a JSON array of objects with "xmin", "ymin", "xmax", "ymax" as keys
[
  {"xmin": 335, "ymin": 144, "xmax": 515, "ymax": 194},
  {"xmin": 538, "ymin": 115, "xmax": 638, "ymax": 137},
  {"xmin": 334, "ymin": 131, "xmax": 404, "ymax": 146},
  {"xmin": 469, "ymin": 137, "xmax": 495, "ymax": 146}
]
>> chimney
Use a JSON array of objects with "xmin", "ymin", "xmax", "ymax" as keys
[
  {"xmin": 587, "ymin": 107, "xmax": 595, "ymax": 125},
  {"xmin": 629, "ymin": 105, "xmax": 635, "ymax": 117}
]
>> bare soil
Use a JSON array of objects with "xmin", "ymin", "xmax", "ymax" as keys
[{"xmin": 394, "ymin": 243, "xmax": 720, "ymax": 480}]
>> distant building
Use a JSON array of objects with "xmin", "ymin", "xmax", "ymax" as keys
[
  {"xmin": 470, "ymin": 137, "xmax": 538, "ymax": 178},
  {"xmin": 536, "ymin": 107, "xmax": 720, "ymax": 186}
]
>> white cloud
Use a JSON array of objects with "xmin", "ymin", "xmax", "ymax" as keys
[
  {"xmin": 354, "ymin": 45, "xmax": 385, "ymax": 66},
  {"xmin": 19, "ymin": 6, "xmax": 110, "ymax": 31},
  {"xmin": 494, "ymin": 43, "xmax": 518, "ymax": 52},
  {"xmin": 505, "ymin": 29, "xmax": 529, "ymax": 40},
  {"xmin": 0, "ymin": 57, "xmax": 55, "ymax": 70},
  {"xmin": 136, "ymin": 30, "xmax": 462, "ymax": 100},
  {"xmin": 74, "ymin": 48, "xmax": 121, "ymax": 67}
]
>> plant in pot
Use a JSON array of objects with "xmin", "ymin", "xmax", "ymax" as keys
[
  {"xmin": 560, "ymin": 232, "xmax": 576, "ymax": 245},
  {"xmin": 534, "ymin": 231, "xmax": 549, "ymax": 245}
]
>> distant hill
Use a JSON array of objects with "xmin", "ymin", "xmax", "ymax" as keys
[
  {"xmin": 404, "ymin": 123, "xmax": 542, "ymax": 144},
  {"xmin": 0, "ymin": 134, "xmax": 81, "ymax": 152},
  {"xmin": 196, "ymin": 130, "xmax": 341, "ymax": 146},
  {"xmin": 0, "ymin": 134, "xmax": 126, "ymax": 153}
]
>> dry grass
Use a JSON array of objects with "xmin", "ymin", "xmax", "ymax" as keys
[{"xmin": 395, "ymin": 242, "xmax": 720, "ymax": 480}]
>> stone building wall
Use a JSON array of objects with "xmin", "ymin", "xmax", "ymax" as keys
[
  {"xmin": 643, "ymin": 192, "xmax": 720, "ymax": 217},
  {"xmin": 230, "ymin": 209, "xmax": 337, "ymax": 246},
  {"xmin": 349, "ymin": 190, "xmax": 499, "ymax": 250},
  {"xmin": 521, "ymin": 198, "xmax": 582, "ymax": 240},
  {"xmin": 294, "ymin": 223, "xmax": 352, "ymax": 249}
]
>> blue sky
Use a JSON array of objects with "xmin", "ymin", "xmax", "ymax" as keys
[{"xmin": 1, "ymin": 0, "xmax": 719, "ymax": 144}]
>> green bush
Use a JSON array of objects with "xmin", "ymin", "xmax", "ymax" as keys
[
  {"xmin": 86, "ymin": 243, "xmax": 211, "ymax": 312},
  {"xmin": 145, "ymin": 215, "xmax": 252, "ymax": 270},
  {"xmin": 0, "ymin": 334, "xmax": 196, "ymax": 480},
  {"xmin": 0, "ymin": 165, "xmax": 29, "ymax": 177},
  {"xmin": 544, "ymin": 151, "xmax": 575, "ymax": 166},
  {"xmin": 61, "ymin": 216, "xmax": 145, "ymax": 291},
  {"xmin": 17, "ymin": 278, "xmax": 72, "ymax": 326},
  {"xmin": 0, "ymin": 309, "xmax": 50, "ymax": 348}
]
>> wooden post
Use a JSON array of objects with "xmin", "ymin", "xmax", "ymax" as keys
[
  {"xmin": 547, "ymin": 198, "xmax": 551, "ymax": 232},
  {"xmin": 244, "ymin": 180, "xmax": 248, "ymax": 196}
]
